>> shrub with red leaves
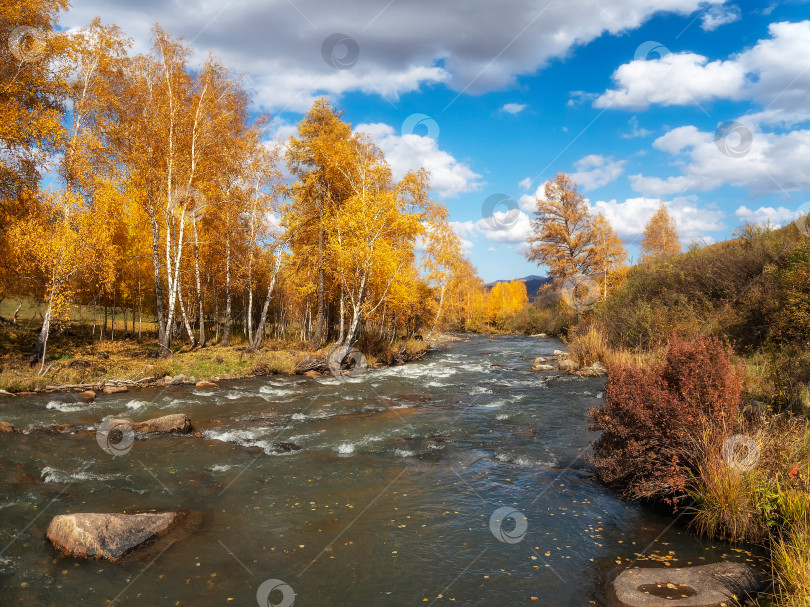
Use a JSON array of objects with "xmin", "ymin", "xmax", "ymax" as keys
[{"xmin": 589, "ymin": 334, "xmax": 744, "ymax": 504}]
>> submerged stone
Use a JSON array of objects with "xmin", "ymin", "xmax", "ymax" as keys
[{"xmin": 613, "ymin": 562, "xmax": 765, "ymax": 607}]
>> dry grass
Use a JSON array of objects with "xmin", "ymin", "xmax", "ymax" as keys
[
  {"xmin": 688, "ymin": 426, "xmax": 769, "ymax": 543},
  {"xmin": 686, "ymin": 413, "xmax": 810, "ymax": 606},
  {"xmin": 770, "ymin": 514, "xmax": 810, "ymax": 607},
  {"xmin": 0, "ymin": 328, "xmax": 305, "ymax": 391},
  {"xmin": 565, "ymin": 323, "xmax": 664, "ymax": 369}
]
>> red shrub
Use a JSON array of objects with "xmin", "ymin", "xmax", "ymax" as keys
[{"xmin": 589, "ymin": 335, "xmax": 744, "ymax": 504}]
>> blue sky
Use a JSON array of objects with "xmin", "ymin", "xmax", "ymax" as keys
[{"xmin": 59, "ymin": 0, "xmax": 810, "ymax": 281}]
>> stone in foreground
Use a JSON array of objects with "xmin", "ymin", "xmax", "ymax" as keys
[
  {"xmin": 132, "ymin": 413, "xmax": 192, "ymax": 434},
  {"xmin": 46, "ymin": 511, "xmax": 199, "ymax": 561},
  {"xmin": 613, "ymin": 562, "xmax": 765, "ymax": 607}
]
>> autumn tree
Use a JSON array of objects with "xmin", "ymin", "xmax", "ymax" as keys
[
  {"xmin": 325, "ymin": 133, "xmax": 432, "ymax": 347},
  {"xmin": 640, "ymin": 202, "xmax": 681, "ymax": 262},
  {"xmin": 286, "ymin": 98, "xmax": 353, "ymax": 348},
  {"xmin": 525, "ymin": 172, "xmax": 627, "ymax": 306},
  {"xmin": 422, "ymin": 217, "xmax": 460, "ymax": 339},
  {"xmin": 106, "ymin": 26, "xmax": 254, "ymax": 351},
  {"xmin": 590, "ymin": 214, "xmax": 628, "ymax": 297},
  {"xmin": 486, "ymin": 280, "xmax": 529, "ymax": 326},
  {"xmin": 0, "ymin": 0, "xmax": 69, "ymax": 310},
  {"xmin": 526, "ymin": 173, "xmax": 598, "ymax": 279},
  {"xmin": 9, "ymin": 191, "xmax": 95, "ymax": 367},
  {"xmin": 442, "ymin": 258, "xmax": 487, "ymax": 332}
]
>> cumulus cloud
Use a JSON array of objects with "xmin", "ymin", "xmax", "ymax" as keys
[
  {"xmin": 518, "ymin": 177, "xmax": 533, "ymax": 191},
  {"xmin": 700, "ymin": 3, "xmax": 741, "ymax": 31},
  {"xmin": 630, "ymin": 124, "xmax": 810, "ymax": 196},
  {"xmin": 449, "ymin": 207, "xmax": 534, "ymax": 248},
  {"xmin": 734, "ymin": 204, "xmax": 802, "ymax": 226},
  {"xmin": 596, "ymin": 20, "xmax": 810, "ymax": 116},
  {"xmin": 59, "ymin": 0, "xmax": 723, "ymax": 112},
  {"xmin": 355, "ymin": 122, "xmax": 483, "ymax": 199},
  {"xmin": 589, "ymin": 196, "xmax": 725, "ymax": 243},
  {"xmin": 570, "ymin": 154, "xmax": 625, "ymax": 190},
  {"xmin": 595, "ymin": 53, "xmax": 745, "ymax": 109},
  {"xmin": 501, "ymin": 103, "xmax": 527, "ymax": 114}
]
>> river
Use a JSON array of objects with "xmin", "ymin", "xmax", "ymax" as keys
[{"xmin": 0, "ymin": 335, "xmax": 760, "ymax": 606}]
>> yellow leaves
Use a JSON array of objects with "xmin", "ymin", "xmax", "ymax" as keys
[
  {"xmin": 640, "ymin": 202, "xmax": 681, "ymax": 262},
  {"xmin": 525, "ymin": 172, "xmax": 628, "ymax": 301},
  {"xmin": 486, "ymin": 280, "xmax": 529, "ymax": 326}
]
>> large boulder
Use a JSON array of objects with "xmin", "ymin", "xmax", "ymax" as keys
[
  {"xmin": 132, "ymin": 413, "xmax": 192, "ymax": 434},
  {"xmin": 558, "ymin": 358, "xmax": 580, "ymax": 373},
  {"xmin": 46, "ymin": 511, "xmax": 199, "ymax": 561},
  {"xmin": 613, "ymin": 562, "xmax": 766, "ymax": 607}
]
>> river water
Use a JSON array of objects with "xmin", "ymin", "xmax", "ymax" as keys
[{"xmin": 0, "ymin": 335, "xmax": 761, "ymax": 606}]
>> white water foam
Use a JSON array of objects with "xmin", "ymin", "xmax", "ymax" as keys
[
  {"xmin": 336, "ymin": 443, "xmax": 355, "ymax": 455},
  {"xmin": 259, "ymin": 386, "xmax": 297, "ymax": 397},
  {"xmin": 192, "ymin": 390, "xmax": 216, "ymax": 397},
  {"xmin": 45, "ymin": 401, "xmax": 89, "ymax": 413},
  {"xmin": 210, "ymin": 464, "xmax": 235, "ymax": 473},
  {"xmin": 41, "ymin": 466, "xmax": 120, "ymax": 484}
]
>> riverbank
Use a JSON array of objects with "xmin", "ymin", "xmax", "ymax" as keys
[
  {"xmin": 573, "ymin": 329, "xmax": 810, "ymax": 606},
  {"xmin": 0, "ymin": 334, "xmax": 760, "ymax": 606},
  {"xmin": 0, "ymin": 327, "xmax": 434, "ymax": 394}
]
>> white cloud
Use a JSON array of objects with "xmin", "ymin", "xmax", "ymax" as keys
[
  {"xmin": 622, "ymin": 115, "xmax": 653, "ymax": 138},
  {"xmin": 518, "ymin": 177, "xmax": 533, "ymax": 191},
  {"xmin": 595, "ymin": 53, "xmax": 745, "ymax": 109},
  {"xmin": 475, "ymin": 210, "xmax": 534, "ymax": 244},
  {"xmin": 59, "ymin": 0, "xmax": 725, "ymax": 112},
  {"xmin": 355, "ymin": 122, "xmax": 483, "ymax": 199},
  {"xmin": 449, "ymin": 209, "xmax": 534, "ymax": 247},
  {"xmin": 501, "ymin": 103, "xmax": 527, "ymax": 114},
  {"xmin": 734, "ymin": 204, "xmax": 801, "ymax": 226},
  {"xmin": 595, "ymin": 21, "xmax": 810, "ymax": 117},
  {"xmin": 700, "ymin": 3, "xmax": 741, "ymax": 31},
  {"xmin": 589, "ymin": 196, "xmax": 725, "ymax": 243},
  {"xmin": 570, "ymin": 154, "xmax": 625, "ymax": 190},
  {"xmin": 630, "ymin": 124, "xmax": 810, "ymax": 196}
]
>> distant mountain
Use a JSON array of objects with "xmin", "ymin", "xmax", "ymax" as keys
[{"xmin": 484, "ymin": 275, "xmax": 552, "ymax": 302}]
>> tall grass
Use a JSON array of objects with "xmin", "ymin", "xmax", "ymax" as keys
[
  {"xmin": 686, "ymin": 415, "xmax": 810, "ymax": 606},
  {"xmin": 566, "ymin": 322, "xmax": 664, "ymax": 368}
]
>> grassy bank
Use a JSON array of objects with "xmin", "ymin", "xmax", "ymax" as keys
[
  {"xmin": 0, "ymin": 321, "xmax": 431, "ymax": 393},
  {"xmin": 552, "ymin": 224, "xmax": 810, "ymax": 605}
]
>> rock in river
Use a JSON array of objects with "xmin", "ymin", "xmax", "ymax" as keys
[
  {"xmin": 558, "ymin": 358, "xmax": 580, "ymax": 373},
  {"xmin": 46, "ymin": 510, "xmax": 200, "ymax": 561},
  {"xmin": 612, "ymin": 562, "xmax": 765, "ymax": 607},
  {"xmin": 132, "ymin": 413, "xmax": 193, "ymax": 434},
  {"xmin": 0, "ymin": 421, "xmax": 14, "ymax": 433}
]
